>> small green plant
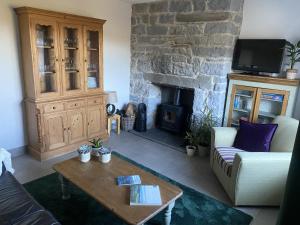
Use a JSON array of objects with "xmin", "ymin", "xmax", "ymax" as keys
[
  {"xmin": 185, "ymin": 101, "xmax": 219, "ymax": 147},
  {"xmin": 286, "ymin": 41, "xmax": 300, "ymax": 70},
  {"xmin": 89, "ymin": 138, "xmax": 103, "ymax": 148}
]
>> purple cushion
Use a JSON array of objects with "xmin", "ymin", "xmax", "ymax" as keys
[{"xmin": 233, "ymin": 120, "xmax": 278, "ymax": 152}]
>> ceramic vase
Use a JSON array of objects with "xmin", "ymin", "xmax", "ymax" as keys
[
  {"xmin": 79, "ymin": 152, "xmax": 91, "ymax": 163},
  {"xmin": 286, "ymin": 69, "xmax": 298, "ymax": 80},
  {"xmin": 100, "ymin": 153, "xmax": 111, "ymax": 163},
  {"xmin": 186, "ymin": 145, "xmax": 197, "ymax": 157}
]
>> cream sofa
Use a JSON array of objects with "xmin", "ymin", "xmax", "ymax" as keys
[{"xmin": 210, "ymin": 116, "xmax": 299, "ymax": 206}]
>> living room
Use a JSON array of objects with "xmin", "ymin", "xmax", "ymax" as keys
[{"xmin": 0, "ymin": 0, "xmax": 299, "ymax": 225}]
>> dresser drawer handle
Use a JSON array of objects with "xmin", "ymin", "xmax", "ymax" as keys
[
  {"xmin": 94, "ymin": 100, "xmax": 97, "ymax": 103},
  {"xmin": 53, "ymin": 106, "xmax": 56, "ymax": 110},
  {"xmin": 75, "ymin": 104, "xmax": 78, "ymax": 106}
]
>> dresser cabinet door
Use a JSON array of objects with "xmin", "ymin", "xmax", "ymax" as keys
[
  {"xmin": 44, "ymin": 112, "xmax": 68, "ymax": 150},
  {"xmin": 67, "ymin": 109, "xmax": 87, "ymax": 144},
  {"xmin": 87, "ymin": 105, "xmax": 105, "ymax": 138}
]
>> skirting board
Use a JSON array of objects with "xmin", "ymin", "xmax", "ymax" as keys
[{"xmin": 7, "ymin": 146, "xmax": 27, "ymax": 158}]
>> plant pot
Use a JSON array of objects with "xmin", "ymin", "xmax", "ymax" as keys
[
  {"xmin": 79, "ymin": 152, "xmax": 91, "ymax": 163},
  {"xmin": 197, "ymin": 145, "xmax": 209, "ymax": 157},
  {"xmin": 186, "ymin": 145, "xmax": 197, "ymax": 157},
  {"xmin": 286, "ymin": 69, "xmax": 298, "ymax": 79},
  {"xmin": 92, "ymin": 147, "xmax": 101, "ymax": 157},
  {"xmin": 100, "ymin": 153, "xmax": 111, "ymax": 163}
]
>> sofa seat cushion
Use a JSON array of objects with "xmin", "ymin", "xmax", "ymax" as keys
[
  {"xmin": 0, "ymin": 171, "xmax": 44, "ymax": 225},
  {"xmin": 213, "ymin": 147, "xmax": 245, "ymax": 177}
]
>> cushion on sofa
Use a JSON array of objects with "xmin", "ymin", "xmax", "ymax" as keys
[
  {"xmin": 233, "ymin": 120, "xmax": 278, "ymax": 152},
  {"xmin": 213, "ymin": 147, "xmax": 245, "ymax": 177}
]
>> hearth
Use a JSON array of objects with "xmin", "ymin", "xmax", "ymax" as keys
[{"xmin": 157, "ymin": 104, "xmax": 185, "ymax": 133}]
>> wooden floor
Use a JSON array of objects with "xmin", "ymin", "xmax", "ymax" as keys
[{"xmin": 13, "ymin": 131, "xmax": 279, "ymax": 225}]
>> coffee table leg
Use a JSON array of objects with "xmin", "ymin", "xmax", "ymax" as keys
[
  {"xmin": 164, "ymin": 201, "xmax": 175, "ymax": 225},
  {"xmin": 58, "ymin": 174, "xmax": 70, "ymax": 200}
]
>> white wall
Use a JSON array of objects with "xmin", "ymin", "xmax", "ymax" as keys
[
  {"xmin": 0, "ymin": 0, "xmax": 131, "ymax": 150},
  {"xmin": 240, "ymin": 0, "xmax": 300, "ymax": 119}
]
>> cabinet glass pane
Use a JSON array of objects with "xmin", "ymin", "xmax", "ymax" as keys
[
  {"xmin": 231, "ymin": 89, "xmax": 255, "ymax": 126},
  {"xmin": 256, "ymin": 92, "xmax": 284, "ymax": 124},
  {"xmin": 36, "ymin": 24, "xmax": 57, "ymax": 93},
  {"xmin": 63, "ymin": 27, "xmax": 80, "ymax": 91},
  {"xmin": 86, "ymin": 30, "xmax": 100, "ymax": 89}
]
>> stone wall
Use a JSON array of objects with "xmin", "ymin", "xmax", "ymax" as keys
[{"xmin": 130, "ymin": 0, "xmax": 244, "ymax": 128}]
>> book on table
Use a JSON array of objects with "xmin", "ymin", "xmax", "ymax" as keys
[
  {"xmin": 130, "ymin": 185, "xmax": 162, "ymax": 206},
  {"xmin": 117, "ymin": 175, "xmax": 141, "ymax": 186}
]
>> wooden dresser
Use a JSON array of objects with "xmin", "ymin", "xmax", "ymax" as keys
[{"xmin": 15, "ymin": 7, "xmax": 108, "ymax": 160}]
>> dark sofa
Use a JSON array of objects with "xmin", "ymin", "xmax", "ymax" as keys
[{"xmin": 0, "ymin": 164, "xmax": 60, "ymax": 225}]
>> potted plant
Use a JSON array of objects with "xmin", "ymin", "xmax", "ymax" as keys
[
  {"xmin": 286, "ymin": 40, "xmax": 300, "ymax": 79},
  {"xmin": 195, "ymin": 103, "xmax": 218, "ymax": 157},
  {"xmin": 185, "ymin": 119, "xmax": 199, "ymax": 157},
  {"xmin": 78, "ymin": 144, "xmax": 91, "ymax": 163},
  {"xmin": 89, "ymin": 138, "xmax": 103, "ymax": 157},
  {"xmin": 99, "ymin": 147, "xmax": 112, "ymax": 163}
]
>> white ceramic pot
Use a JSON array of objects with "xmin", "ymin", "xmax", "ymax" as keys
[
  {"xmin": 186, "ymin": 145, "xmax": 197, "ymax": 157},
  {"xmin": 79, "ymin": 152, "xmax": 91, "ymax": 163},
  {"xmin": 286, "ymin": 69, "xmax": 298, "ymax": 79},
  {"xmin": 198, "ymin": 145, "xmax": 209, "ymax": 157},
  {"xmin": 92, "ymin": 147, "xmax": 101, "ymax": 157},
  {"xmin": 100, "ymin": 153, "xmax": 111, "ymax": 163}
]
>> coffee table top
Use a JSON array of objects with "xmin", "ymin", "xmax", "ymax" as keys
[{"xmin": 53, "ymin": 154, "xmax": 183, "ymax": 225}]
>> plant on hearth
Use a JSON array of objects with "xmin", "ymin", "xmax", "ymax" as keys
[{"xmin": 286, "ymin": 40, "xmax": 300, "ymax": 79}]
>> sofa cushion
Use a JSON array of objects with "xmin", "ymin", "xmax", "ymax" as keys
[
  {"xmin": 0, "ymin": 171, "xmax": 45, "ymax": 225},
  {"xmin": 213, "ymin": 147, "xmax": 245, "ymax": 177},
  {"xmin": 233, "ymin": 120, "xmax": 278, "ymax": 152}
]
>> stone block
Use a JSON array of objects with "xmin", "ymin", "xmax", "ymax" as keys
[
  {"xmin": 150, "ymin": 15, "xmax": 158, "ymax": 24},
  {"xmin": 230, "ymin": 0, "xmax": 244, "ymax": 12},
  {"xmin": 209, "ymin": 34, "xmax": 234, "ymax": 46},
  {"xmin": 170, "ymin": 1, "xmax": 192, "ymax": 13},
  {"xmin": 234, "ymin": 14, "xmax": 243, "ymax": 24},
  {"xmin": 149, "ymin": 1, "xmax": 169, "ymax": 13},
  {"xmin": 141, "ymin": 15, "xmax": 149, "ymax": 24},
  {"xmin": 132, "ymin": 24, "xmax": 146, "ymax": 35},
  {"xmin": 193, "ymin": 0, "xmax": 206, "ymax": 11},
  {"xmin": 192, "ymin": 57, "xmax": 204, "ymax": 75},
  {"xmin": 176, "ymin": 12, "xmax": 231, "ymax": 23},
  {"xmin": 172, "ymin": 62, "xmax": 194, "ymax": 76},
  {"xmin": 214, "ymin": 82, "xmax": 227, "ymax": 91},
  {"xmin": 192, "ymin": 46, "xmax": 234, "ymax": 58},
  {"xmin": 151, "ymin": 55, "xmax": 173, "ymax": 74},
  {"xmin": 159, "ymin": 14, "xmax": 175, "ymax": 24},
  {"xmin": 204, "ymin": 22, "xmax": 239, "ymax": 35},
  {"xmin": 147, "ymin": 25, "xmax": 168, "ymax": 35},
  {"xmin": 207, "ymin": 0, "xmax": 231, "ymax": 11},
  {"xmin": 197, "ymin": 75, "xmax": 214, "ymax": 90},
  {"xmin": 200, "ymin": 60, "xmax": 231, "ymax": 75},
  {"xmin": 131, "ymin": 17, "xmax": 136, "ymax": 26},
  {"xmin": 172, "ymin": 55, "xmax": 187, "ymax": 63},
  {"xmin": 132, "ymin": 3, "xmax": 149, "ymax": 14}
]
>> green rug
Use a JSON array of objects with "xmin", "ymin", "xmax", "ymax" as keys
[{"xmin": 24, "ymin": 152, "xmax": 253, "ymax": 225}]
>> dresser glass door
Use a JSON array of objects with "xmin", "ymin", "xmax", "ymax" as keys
[
  {"xmin": 35, "ymin": 22, "xmax": 59, "ymax": 96},
  {"xmin": 60, "ymin": 24, "xmax": 83, "ymax": 94},
  {"xmin": 84, "ymin": 27, "xmax": 101, "ymax": 91}
]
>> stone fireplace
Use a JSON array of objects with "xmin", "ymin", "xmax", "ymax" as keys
[{"xmin": 130, "ymin": 0, "xmax": 244, "ymax": 128}]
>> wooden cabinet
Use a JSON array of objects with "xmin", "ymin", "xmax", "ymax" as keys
[
  {"xmin": 16, "ymin": 7, "xmax": 108, "ymax": 160},
  {"xmin": 224, "ymin": 74, "xmax": 299, "ymax": 127}
]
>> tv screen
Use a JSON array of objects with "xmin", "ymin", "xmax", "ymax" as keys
[{"xmin": 232, "ymin": 39, "xmax": 286, "ymax": 74}]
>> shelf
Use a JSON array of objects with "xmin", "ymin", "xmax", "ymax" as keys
[
  {"xmin": 235, "ymin": 94, "xmax": 252, "ymax": 98},
  {"xmin": 233, "ymin": 108, "xmax": 250, "ymax": 114},
  {"xmin": 64, "ymin": 47, "xmax": 78, "ymax": 50},
  {"xmin": 87, "ymin": 70, "xmax": 98, "ymax": 73},
  {"xmin": 87, "ymin": 48, "xmax": 98, "ymax": 51},
  {"xmin": 65, "ymin": 70, "xmax": 79, "ymax": 73},
  {"xmin": 258, "ymin": 112, "xmax": 277, "ymax": 118},
  {"xmin": 36, "ymin": 45, "xmax": 53, "ymax": 49},
  {"xmin": 260, "ymin": 97, "xmax": 283, "ymax": 103},
  {"xmin": 40, "ymin": 71, "xmax": 55, "ymax": 74}
]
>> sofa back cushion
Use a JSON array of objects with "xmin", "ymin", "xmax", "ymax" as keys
[
  {"xmin": 233, "ymin": 120, "xmax": 278, "ymax": 152},
  {"xmin": 271, "ymin": 116, "xmax": 299, "ymax": 152}
]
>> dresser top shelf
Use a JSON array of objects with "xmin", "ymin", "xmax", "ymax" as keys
[{"xmin": 229, "ymin": 73, "xmax": 300, "ymax": 87}]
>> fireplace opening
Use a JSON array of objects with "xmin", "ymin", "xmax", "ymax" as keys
[{"xmin": 156, "ymin": 85, "xmax": 194, "ymax": 134}]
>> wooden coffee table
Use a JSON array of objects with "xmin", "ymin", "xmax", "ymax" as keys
[{"xmin": 53, "ymin": 154, "xmax": 183, "ymax": 225}]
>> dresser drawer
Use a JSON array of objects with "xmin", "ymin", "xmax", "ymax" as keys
[
  {"xmin": 43, "ymin": 103, "xmax": 64, "ymax": 113},
  {"xmin": 65, "ymin": 100, "xmax": 85, "ymax": 110},
  {"xmin": 87, "ymin": 97, "xmax": 104, "ymax": 106}
]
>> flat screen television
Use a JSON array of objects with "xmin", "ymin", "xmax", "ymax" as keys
[{"xmin": 232, "ymin": 39, "xmax": 286, "ymax": 74}]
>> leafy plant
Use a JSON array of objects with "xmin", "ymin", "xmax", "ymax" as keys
[
  {"xmin": 89, "ymin": 138, "xmax": 103, "ymax": 148},
  {"xmin": 286, "ymin": 41, "xmax": 300, "ymax": 70},
  {"xmin": 185, "ymin": 101, "xmax": 219, "ymax": 147}
]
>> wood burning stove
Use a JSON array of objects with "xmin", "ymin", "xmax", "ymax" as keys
[{"xmin": 157, "ymin": 88, "xmax": 186, "ymax": 133}]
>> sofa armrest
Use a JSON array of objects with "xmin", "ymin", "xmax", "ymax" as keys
[
  {"xmin": 231, "ymin": 152, "xmax": 292, "ymax": 205},
  {"xmin": 211, "ymin": 127, "xmax": 237, "ymax": 149}
]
